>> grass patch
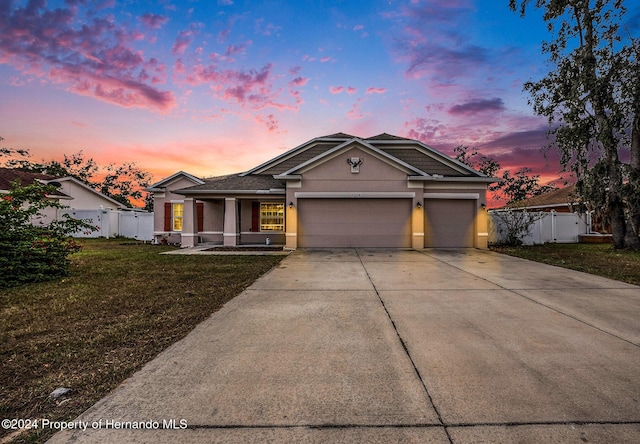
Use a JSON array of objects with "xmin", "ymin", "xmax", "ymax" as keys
[
  {"xmin": 0, "ymin": 239, "xmax": 284, "ymax": 443},
  {"xmin": 491, "ymin": 243, "xmax": 640, "ymax": 285}
]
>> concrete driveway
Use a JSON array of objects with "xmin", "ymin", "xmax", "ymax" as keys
[{"xmin": 49, "ymin": 249, "xmax": 640, "ymax": 443}]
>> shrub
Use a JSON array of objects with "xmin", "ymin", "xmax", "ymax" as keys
[{"xmin": 0, "ymin": 181, "xmax": 94, "ymax": 288}]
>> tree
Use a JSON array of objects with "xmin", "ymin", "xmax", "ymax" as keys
[
  {"xmin": 0, "ymin": 181, "xmax": 94, "ymax": 288},
  {"xmin": 510, "ymin": 0, "xmax": 640, "ymax": 248},
  {"xmin": 454, "ymin": 145, "xmax": 555, "ymax": 205},
  {"xmin": 455, "ymin": 145, "xmax": 555, "ymax": 245},
  {"xmin": 3, "ymin": 150, "xmax": 152, "ymax": 208}
]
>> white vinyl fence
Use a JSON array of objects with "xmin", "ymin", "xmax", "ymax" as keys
[
  {"xmin": 489, "ymin": 210, "xmax": 591, "ymax": 245},
  {"xmin": 59, "ymin": 209, "xmax": 154, "ymax": 241}
]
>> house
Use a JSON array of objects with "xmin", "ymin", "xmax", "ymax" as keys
[
  {"xmin": 0, "ymin": 168, "xmax": 126, "ymax": 210},
  {"xmin": 148, "ymin": 133, "xmax": 497, "ymax": 249},
  {"xmin": 1, "ymin": 168, "xmax": 128, "ymax": 232},
  {"xmin": 507, "ymin": 184, "xmax": 578, "ymax": 213}
]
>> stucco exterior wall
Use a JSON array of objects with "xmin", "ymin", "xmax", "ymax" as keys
[
  {"xmin": 58, "ymin": 180, "xmax": 121, "ymax": 210},
  {"xmin": 297, "ymin": 148, "xmax": 410, "ymax": 193}
]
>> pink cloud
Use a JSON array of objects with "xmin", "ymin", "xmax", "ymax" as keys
[
  {"xmin": 289, "ymin": 76, "xmax": 309, "ymax": 87},
  {"xmin": 176, "ymin": 59, "xmax": 304, "ymax": 120},
  {"xmin": 171, "ymin": 30, "xmax": 193, "ymax": 56},
  {"xmin": 0, "ymin": 2, "xmax": 176, "ymax": 112},
  {"xmin": 320, "ymin": 56, "xmax": 333, "ymax": 63},
  {"xmin": 253, "ymin": 114, "xmax": 279, "ymax": 132},
  {"xmin": 329, "ymin": 86, "xmax": 344, "ymax": 94},
  {"xmin": 138, "ymin": 13, "xmax": 169, "ymax": 29},
  {"xmin": 346, "ymin": 87, "xmax": 357, "ymax": 95},
  {"xmin": 366, "ymin": 87, "xmax": 387, "ymax": 95}
]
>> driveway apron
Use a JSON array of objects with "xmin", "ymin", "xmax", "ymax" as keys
[{"xmin": 49, "ymin": 249, "xmax": 640, "ymax": 443}]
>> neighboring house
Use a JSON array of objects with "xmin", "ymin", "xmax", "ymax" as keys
[
  {"xmin": 148, "ymin": 133, "xmax": 497, "ymax": 249},
  {"xmin": 0, "ymin": 167, "xmax": 127, "ymax": 226},
  {"xmin": 506, "ymin": 184, "xmax": 578, "ymax": 213}
]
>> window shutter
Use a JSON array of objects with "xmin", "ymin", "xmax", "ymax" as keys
[
  {"xmin": 164, "ymin": 202, "xmax": 172, "ymax": 231},
  {"xmin": 252, "ymin": 202, "xmax": 260, "ymax": 232},
  {"xmin": 197, "ymin": 202, "xmax": 204, "ymax": 232}
]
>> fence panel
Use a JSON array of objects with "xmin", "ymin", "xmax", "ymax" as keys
[
  {"xmin": 60, "ymin": 209, "xmax": 112, "ymax": 238},
  {"xmin": 119, "ymin": 212, "xmax": 154, "ymax": 241},
  {"xmin": 57, "ymin": 209, "xmax": 153, "ymax": 240},
  {"xmin": 489, "ymin": 211, "xmax": 589, "ymax": 245},
  {"xmin": 552, "ymin": 212, "xmax": 582, "ymax": 243}
]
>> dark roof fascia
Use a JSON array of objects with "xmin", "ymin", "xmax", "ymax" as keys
[
  {"xmin": 408, "ymin": 175, "xmax": 499, "ymax": 183},
  {"xmin": 241, "ymin": 135, "xmax": 353, "ymax": 176},
  {"xmin": 175, "ymin": 189, "xmax": 286, "ymax": 196},
  {"xmin": 281, "ymin": 138, "xmax": 430, "ymax": 177},
  {"xmin": 522, "ymin": 203, "xmax": 573, "ymax": 210},
  {"xmin": 372, "ymin": 139, "xmax": 487, "ymax": 177},
  {"xmin": 272, "ymin": 174, "xmax": 302, "ymax": 180}
]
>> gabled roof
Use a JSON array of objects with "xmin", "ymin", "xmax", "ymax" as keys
[
  {"xmin": 0, "ymin": 167, "xmax": 56, "ymax": 189},
  {"xmin": 510, "ymin": 184, "xmax": 577, "ymax": 210},
  {"xmin": 146, "ymin": 171, "xmax": 205, "ymax": 191},
  {"xmin": 245, "ymin": 132, "xmax": 485, "ymax": 178},
  {"xmin": 151, "ymin": 132, "xmax": 496, "ymax": 195},
  {"xmin": 0, "ymin": 167, "xmax": 70, "ymax": 199},
  {"xmin": 275, "ymin": 138, "xmax": 428, "ymax": 177},
  {"xmin": 54, "ymin": 176, "xmax": 128, "ymax": 208},
  {"xmin": 176, "ymin": 173, "xmax": 285, "ymax": 195}
]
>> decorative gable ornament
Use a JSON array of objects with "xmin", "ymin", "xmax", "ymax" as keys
[{"xmin": 347, "ymin": 157, "xmax": 363, "ymax": 173}]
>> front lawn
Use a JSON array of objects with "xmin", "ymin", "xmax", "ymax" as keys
[
  {"xmin": 491, "ymin": 243, "xmax": 640, "ymax": 285},
  {"xmin": 0, "ymin": 239, "xmax": 284, "ymax": 443}
]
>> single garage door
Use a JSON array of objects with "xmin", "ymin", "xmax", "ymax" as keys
[
  {"xmin": 424, "ymin": 199, "xmax": 475, "ymax": 248},
  {"xmin": 298, "ymin": 199, "xmax": 412, "ymax": 247}
]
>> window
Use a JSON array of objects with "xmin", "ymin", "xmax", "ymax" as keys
[
  {"xmin": 260, "ymin": 202, "xmax": 284, "ymax": 231},
  {"xmin": 172, "ymin": 203, "xmax": 184, "ymax": 231}
]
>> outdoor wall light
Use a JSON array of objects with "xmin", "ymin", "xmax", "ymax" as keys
[
  {"xmin": 480, "ymin": 203, "xmax": 486, "ymax": 209},
  {"xmin": 289, "ymin": 201, "xmax": 294, "ymax": 209},
  {"xmin": 416, "ymin": 201, "xmax": 422, "ymax": 209}
]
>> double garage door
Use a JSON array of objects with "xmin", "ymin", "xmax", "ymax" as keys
[
  {"xmin": 298, "ymin": 199, "xmax": 412, "ymax": 248},
  {"xmin": 297, "ymin": 198, "xmax": 475, "ymax": 248}
]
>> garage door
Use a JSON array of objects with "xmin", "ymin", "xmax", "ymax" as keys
[
  {"xmin": 298, "ymin": 199, "xmax": 412, "ymax": 247},
  {"xmin": 424, "ymin": 199, "xmax": 475, "ymax": 247}
]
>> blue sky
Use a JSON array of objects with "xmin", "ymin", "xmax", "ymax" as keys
[{"xmin": 1, "ymin": 0, "xmax": 638, "ymax": 186}]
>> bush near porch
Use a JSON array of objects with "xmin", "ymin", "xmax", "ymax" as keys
[{"xmin": 0, "ymin": 239, "xmax": 283, "ymax": 443}]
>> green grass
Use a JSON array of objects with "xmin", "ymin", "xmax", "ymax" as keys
[
  {"xmin": 491, "ymin": 243, "xmax": 640, "ymax": 285},
  {"xmin": 0, "ymin": 239, "xmax": 284, "ymax": 443}
]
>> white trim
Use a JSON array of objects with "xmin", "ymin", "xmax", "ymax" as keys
[
  {"xmin": 286, "ymin": 233, "xmax": 297, "ymax": 237},
  {"xmin": 477, "ymin": 232, "xmax": 489, "ymax": 237},
  {"xmin": 412, "ymin": 233, "xmax": 425, "ymax": 236},
  {"xmin": 423, "ymin": 193, "xmax": 479, "ymax": 200},
  {"xmin": 295, "ymin": 192, "xmax": 416, "ymax": 199},
  {"xmin": 223, "ymin": 233, "xmax": 239, "ymax": 237},
  {"xmin": 241, "ymin": 231, "xmax": 285, "ymax": 234},
  {"xmin": 147, "ymin": 171, "xmax": 205, "ymax": 190},
  {"xmin": 199, "ymin": 231, "xmax": 223, "ymax": 235},
  {"xmin": 181, "ymin": 234, "xmax": 197, "ymax": 238}
]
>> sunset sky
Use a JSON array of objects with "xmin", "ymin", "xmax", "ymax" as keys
[{"xmin": 2, "ymin": 0, "xmax": 639, "ymax": 192}]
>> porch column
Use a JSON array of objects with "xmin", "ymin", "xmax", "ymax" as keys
[
  {"xmin": 223, "ymin": 197, "xmax": 239, "ymax": 246},
  {"xmin": 285, "ymin": 199, "xmax": 298, "ymax": 250},
  {"xmin": 412, "ymin": 195, "xmax": 425, "ymax": 249},
  {"xmin": 182, "ymin": 198, "xmax": 198, "ymax": 248},
  {"xmin": 476, "ymin": 199, "xmax": 489, "ymax": 249}
]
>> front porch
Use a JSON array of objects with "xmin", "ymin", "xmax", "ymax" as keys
[{"xmin": 178, "ymin": 197, "xmax": 286, "ymax": 248}]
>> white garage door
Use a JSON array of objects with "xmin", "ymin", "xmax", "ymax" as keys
[
  {"xmin": 298, "ymin": 199, "xmax": 412, "ymax": 247},
  {"xmin": 424, "ymin": 199, "xmax": 475, "ymax": 248}
]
